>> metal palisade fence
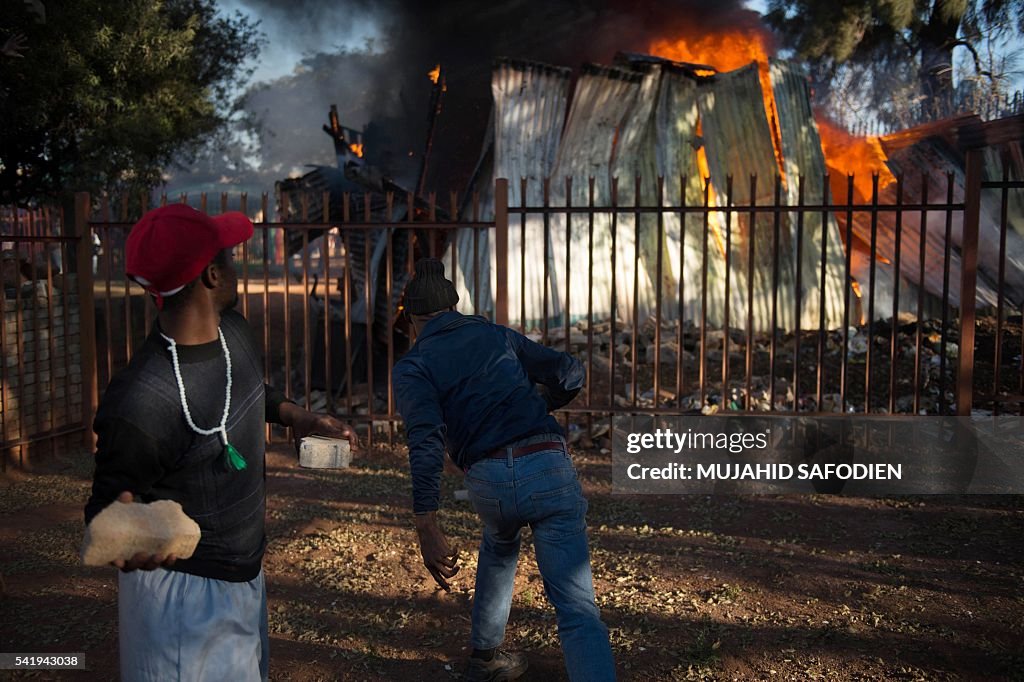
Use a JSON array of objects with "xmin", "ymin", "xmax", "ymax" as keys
[
  {"xmin": 0, "ymin": 118, "xmax": 1022, "ymax": 467},
  {"xmin": 0, "ymin": 199, "xmax": 95, "ymax": 469}
]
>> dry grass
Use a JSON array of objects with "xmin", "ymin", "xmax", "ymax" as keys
[{"xmin": 0, "ymin": 445, "xmax": 1021, "ymax": 681}]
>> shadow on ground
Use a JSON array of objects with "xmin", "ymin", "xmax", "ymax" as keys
[{"xmin": 0, "ymin": 444, "xmax": 1021, "ymax": 681}]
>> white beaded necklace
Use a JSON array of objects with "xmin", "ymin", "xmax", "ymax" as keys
[{"xmin": 160, "ymin": 326, "xmax": 246, "ymax": 471}]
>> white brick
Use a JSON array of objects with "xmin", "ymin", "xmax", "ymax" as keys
[{"xmin": 298, "ymin": 436, "xmax": 352, "ymax": 468}]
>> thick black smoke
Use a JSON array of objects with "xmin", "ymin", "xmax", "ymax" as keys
[{"xmin": 180, "ymin": 0, "xmax": 769, "ymax": 194}]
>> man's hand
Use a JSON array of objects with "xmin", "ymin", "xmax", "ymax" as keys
[
  {"xmin": 280, "ymin": 403, "xmax": 360, "ymax": 456},
  {"xmin": 414, "ymin": 511, "xmax": 460, "ymax": 591},
  {"xmin": 109, "ymin": 492, "xmax": 178, "ymax": 572},
  {"xmin": 1, "ymin": 33, "xmax": 27, "ymax": 58}
]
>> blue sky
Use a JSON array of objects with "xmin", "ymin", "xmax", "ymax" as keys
[{"xmin": 218, "ymin": 0, "xmax": 382, "ymax": 84}]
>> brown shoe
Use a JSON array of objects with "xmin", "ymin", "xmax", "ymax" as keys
[{"xmin": 463, "ymin": 650, "xmax": 529, "ymax": 681}]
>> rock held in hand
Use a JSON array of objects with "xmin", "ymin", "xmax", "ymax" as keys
[{"xmin": 81, "ymin": 499, "xmax": 200, "ymax": 566}]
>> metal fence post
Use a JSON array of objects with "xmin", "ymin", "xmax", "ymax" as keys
[
  {"xmin": 74, "ymin": 192, "xmax": 99, "ymax": 448},
  {"xmin": 494, "ymin": 178, "xmax": 509, "ymax": 326},
  {"xmin": 957, "ymin": 149, "xmax": 982, "ymax": 416}
]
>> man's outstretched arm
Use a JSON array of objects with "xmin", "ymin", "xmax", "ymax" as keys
[
  {"xmin": 393, "ymin": 364, "xmax": 460, "ymax": 591},
  {"xmin": 235, "ymin": 310, "xmax": 357, "ymax": 449},
  {"xmin": 85, "ymin": 417, "xmax": 177, "ymax": 572}
]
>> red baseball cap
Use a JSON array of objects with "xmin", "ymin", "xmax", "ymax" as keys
[{"xmin": 126, "ymin": 204, "xmax": 254, "ymax": 306}]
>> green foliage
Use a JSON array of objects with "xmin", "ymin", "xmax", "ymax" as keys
[
  {"xmin": 0, "ymin": 0, "xmax": 262, "ymax": 205},
  {"xmin": 765, "ymin": 0, "xmax": 1023, "ymax": 127},
  {"xmin": 765, "ymin": 0, "xmax": 1011, "ymax": 63},
  {"xmin": 766, "ymin": 1, "xmax": 908, "ymax": 63}
]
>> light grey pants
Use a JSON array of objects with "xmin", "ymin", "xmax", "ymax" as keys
[{"xmin": 118, "ymin": 567, "xmax": 268, "ymax": 682}]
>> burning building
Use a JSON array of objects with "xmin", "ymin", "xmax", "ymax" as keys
[
  {"xmin": 260, "ymin": 0, "xmax": 1023, "ymax": 342},
  {"xmin": 453, "ymin": 54, "xmax": 848, "ymax": 332},
  {"xmin": 268, "ymin": 4, "xmax": 1023, "ymax": 408},
  {"xmin": 447, "ymin": 50, "xmax": 1023, "ymax": 333},
  {"xmin": 830, "ymin": 116, "xmax": 1024, "ymax": 317}
]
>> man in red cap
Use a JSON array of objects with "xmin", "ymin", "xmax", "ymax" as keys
[{"xmin": 84, "ymin": 204, "xmax": 357, "ymax": 681}]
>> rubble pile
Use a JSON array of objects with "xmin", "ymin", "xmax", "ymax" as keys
[
  {"xmin": 285, "ymin": 314, "xmax": 1021, "ymax": 436},
  {"xmin": 522, "ymin": 316, "xmax": 964, "ymax": 415}
]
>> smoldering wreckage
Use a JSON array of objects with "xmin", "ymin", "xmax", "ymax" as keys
[{"xmin": 272, "ymin": 46, "xmax": 1024, "ymax": 429}]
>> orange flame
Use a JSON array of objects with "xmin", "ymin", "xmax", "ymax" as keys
[
  {"xmin": 694, "ymin": 119, "xmax": 727, "ymax": 258},
  {"xmin": 349, "ymin": 142, "xmax": 364, "ymax": 158},
  {"xmin": 649, "ymin": 28, "xmax": 894, "ymax": 198},
  {"xmin": 428, "ymin": 64, "xmax": 441, "ymax": 85},
  {"xmin": 649, "ymin": 30, "xmax": 772, "ymax": 73},
  {"xmin": 649, "ymin": 28, "xmax": 785, "ymax": 178},
  {"xmin": 816, "ymin": 117, "xmax": 895, "ymax": 202}
]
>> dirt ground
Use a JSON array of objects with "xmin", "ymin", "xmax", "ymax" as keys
[{"xmin": 0, "ymin": 441, "xmax": 1022, "ymax": 682}]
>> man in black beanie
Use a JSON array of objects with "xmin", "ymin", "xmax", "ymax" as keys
[{"xmin": 392, "ymin": 258, "xmax": 615, "ymax": 682}]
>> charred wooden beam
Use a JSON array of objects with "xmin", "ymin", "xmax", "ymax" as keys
[{"xmin": 416, "ymin": 64, "xmax": 446, "ymax": 197}]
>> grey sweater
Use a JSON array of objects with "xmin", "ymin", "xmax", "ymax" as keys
[{"xmin": 85, "ymin": 309, "xmax": 289, "ymax": 582}]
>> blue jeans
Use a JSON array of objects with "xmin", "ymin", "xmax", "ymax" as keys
[{"xmin": 465, "ymin": 433, "xmax": 616, "ymax": 682}]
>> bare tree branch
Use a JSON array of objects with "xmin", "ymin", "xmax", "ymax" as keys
[{"xmin": 953, "ymin": 38, "xmax": 995, "ymax": 80}]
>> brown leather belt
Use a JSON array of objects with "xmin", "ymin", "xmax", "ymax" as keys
[{"xmin": 486, "ymin": 440, "xmax": 565, "ymax": 459}]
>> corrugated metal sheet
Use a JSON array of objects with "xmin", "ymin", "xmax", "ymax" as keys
[
  {"xmin": 464, "ymin": 56, "xmax": 1020, "ymax": 331},
  {"xmin": 447, "ymin": 58, "xmax": 572, "ymax": 325},
  {"xmin": 605, "ymin": 63, "xmax": 662, "ymax": 325},
  {"xmin": 850, "ymin": 118, "xmax": 1024, "ymax": 315},
  {"xmin": 449, "ymin": 113, "xmax": 495, "ymax": 316},
  {"xmin": 880, "ymin": 138, "xmax": 1008, "ymax": 309},
  {"xmin": 982, "ymin": 142, "xmax": 1024, "ymax": 242},
  {"xmin": 770, "ymin": 59, "xmax": 849, "ymax": 329},
  {"xmin": 698, "ymin": 62, "xmax": 798, "ymax": 331},
  {"xmin": 653, "ymin": 66, "xmax": 729, "ymax": 328},
  {"xmin": 980, "ymin": 142, "xmax": 1024, "ymax": 307},
  {"xmin": 548, "ymin": 64, "xmax": 643, "ymax": 326}
]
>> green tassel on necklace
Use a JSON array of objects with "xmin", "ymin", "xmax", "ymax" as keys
[
  {"xmin": 163, "ymin": 327, "xmax": 244, "ymax": 474},
  {"xmin": 225, "ymin": 441, "xmax": 247, "ymax": 471}
]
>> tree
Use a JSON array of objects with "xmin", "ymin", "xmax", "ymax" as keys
[
  {"xmin": 765, "ymin": 0, "xmax": 1024, "ymax": 128},
  {"xmin": 0, "ymin": 0, "xmax": 262, "ymax": 206}
]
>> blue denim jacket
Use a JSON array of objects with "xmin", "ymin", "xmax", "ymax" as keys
[{"xmin": 392, "ymin": 311, "xmax": 585, "ymax": 513}]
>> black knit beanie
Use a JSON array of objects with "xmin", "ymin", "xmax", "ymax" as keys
[{"xmin": 403, "ymin": 257, "xmax": 459, "ymax": 315}]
